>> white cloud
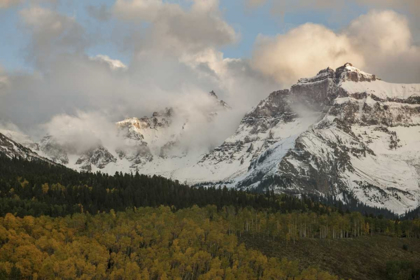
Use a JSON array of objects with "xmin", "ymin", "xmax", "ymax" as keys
[
  {"xmin": 252, "ymin": 10, "xmax": 420, "ymax": 85},
  {"xmin": 346, "ymin": 10, "xmax": 412, "ymax": 56},
  {"xmin": 1, "ymin": 4, "xmax": 256, "ymax": 150},
  {"xmin": 114, "ymin": 0, "xmax": 238, "ymax": 54},
  {"xmin": 345, "ymin": 10, "xmax": 420, "ymax": 83},
  {"xmin": 0, "ymin": 121, "xmax": 33, "ymax": 144},
  {"xmin": 252, "ymin": 23, "xmax": 365, "ymax": 85},
  {"xmin": 8, "ymin": 3, "xmax": 415, "ymax": 158},
  {"xmin": 20, "ymin": 7, "xmax": 88, "ymax": 68},
  {"xmin": 246, "ymin": 0, "xmax": 420, "ymax": 43},
  {"xmin": 180, "ymin": 48, "xmax": 278, "ymax": 112},
  {"xmin": 0, "ymin": 46, "xmax": 276, "ymax": 150},
  {"xmin": 90, "ymin": 55, "xmax": 127, "ymax": 70},
  {"xmin": 39, "ymin": 91, "xmax": 236, "ymax": 156},
  {"xmin": 42, "ymin": 111, "xmax": 123, "ymax": 154}
]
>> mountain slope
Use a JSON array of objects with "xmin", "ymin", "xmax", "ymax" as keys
[
  {"xmin": 37, "ymin": 91, "xmax": 230, "ymax": 175},
  {"xmin": 172, "ymin": 89, "xmax": 323, "ymax": 185},
  {"xmin": 186, "ymin": 63, "xmax": 420, "ymax": 214},
  {"xmin": 7, "ymin": 63, "xmax": 419, "ymax": 214},
  {"xmin": 0, "ymin": 132, "xmax": 54, "ymax": 164},
  {"xmin": 270, "ymin": 81, "xmax": 420, "ymax": 213}
]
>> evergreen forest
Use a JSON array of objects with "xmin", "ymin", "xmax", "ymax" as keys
[{"xmin": 0, "ymin": 155, "xmax": 419, "ymax": 280}]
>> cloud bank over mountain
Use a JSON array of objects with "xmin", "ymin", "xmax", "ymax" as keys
[
  {"xmin": 252, "ymin": 10, "xmax": 420, "ymax": 85},
  {"xmin": 0, "ymin": 0, "xmax": 419, "ymax": 154}
]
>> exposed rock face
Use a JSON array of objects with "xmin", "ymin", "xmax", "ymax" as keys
[
  {"xmin": 198, "ymin": 89, "xmax": 294, "ymax": 170},
  {"xmin": 245, "ymin": 89, "xmax": 293, "ymax": 123},
  {"xmin": 269, "ymin": 89, "xmax": 420, "ymax": 213},
  {"xmin": 294, "ymin": 67, "xmax": 336, "ymax": 109},
  {"xmin": 7, "ymin": 64, "xmax": 420, "ymax": 214},
  {"xmin": 116, "ymin": 108, "xmax": 176, "ymax": 158},
  {"xmin": 75, "ymin": 147, "xmax": 117, "ymax": 171},
  {"xmin": 38, "ymin": 91, "xmax": 230, "ymax": 174},
  {"xmin": 0, "ymin": 133, "xmax": 54, "ymax": 164},
  {"xmin": 180, "ymin": 86, "xmax": 323, "ymax": 186},
  {"xmin": 335, "ymin": 63, "xmax": 378, "ymax": 83},
  {"xmin": 40, "ymin": 136, "xmax": 69, "ymax": 165},
  {"xmin": 184, "ymin": 63, "xmax": 420, "ymax": 214}
]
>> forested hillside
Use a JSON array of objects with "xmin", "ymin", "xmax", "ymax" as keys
[
  {"xmin": 0, "ymin": 155, "xmax": 419, "ymax": 279},
  {"xmin": 0, "ymin": 155, "xmax": 353, "ymax": 218},
  {"xmin": 0, "ymin": 155, "xmax": 397, "ymax": 218}
]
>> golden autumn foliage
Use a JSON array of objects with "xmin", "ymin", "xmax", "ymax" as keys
[{"xmin": 0, "ymin": 206, "xmax": 341, "ymax": 280}]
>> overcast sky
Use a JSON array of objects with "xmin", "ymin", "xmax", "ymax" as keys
[{"xmin": 0, "ymin": 0, "xmax": 419, "ymax": 146}]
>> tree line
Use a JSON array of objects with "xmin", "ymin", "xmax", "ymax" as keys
[
  {"xmin": 0, "ymin": 155, "xmax": 343, "ymax": 218},
  {"xmin": 0, "ymin": 155, "xmax": 419, "ymax": 279},
  {"xmin": 0, "ymin": 155, "xmax": 400, "ymax": 219}
]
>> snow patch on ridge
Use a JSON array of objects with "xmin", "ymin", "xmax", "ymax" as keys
[
  {"xmin": 341, "ymin": 80, "xmax": 420, "ymax": 101},
  {"xmin": 4, "ymin": 63, "xmax": 419, "ymax": 214}
]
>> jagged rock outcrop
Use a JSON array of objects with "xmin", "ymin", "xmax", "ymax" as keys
[
  {"xmin": 38, "ymin": 90, "xmax": 230, "ymax": 174},
  {"xmin": 0, "ymin": 133, "xmax": 55, "ymax": 164},
  {"xmin": 6, "ymin": 64, "xmax": 420, "ymax": 214},
  {"xmin": 180, "ymin": 63, "xmax": 420, "ymax": 214},
  {"xmin": 75, "ymin": 147, "xmax": 117, "ymax": 171}
]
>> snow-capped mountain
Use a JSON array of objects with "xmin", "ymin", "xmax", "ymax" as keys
[
  {"xmin": 181, "ymin": 63, "xmax": 420, "ymax": 214},
  {"xmin": 37, "ymin": 91, "xmax": 230, "ymax": 175},
  {"xmin": 0, "ymin": 132, "xmax": 54, "ymax": 164},
  {"xmin": 3, "ymin": 63, "xmax": 419, "ymax": 214},
  {"xmin": 39, "ymin": 135, "xmax": 69, "ymax": 164}
]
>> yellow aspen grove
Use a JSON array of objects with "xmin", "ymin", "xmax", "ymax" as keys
[{"xmin": 0, "ymin": 206, "xmax": 344, "ymax": 279}]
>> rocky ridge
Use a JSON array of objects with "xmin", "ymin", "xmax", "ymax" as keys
[
  {"xmin": 36, "ymin": 90, "xmax": 230, "ymax": 174},
  {"xmin": 0, "ymin": 133, "xmax": 55, "ymax": 164},
  {"xmin": 2, "ymin": 63, "xmax": 419, "ymax": 214},
  {"xmin": 184, "ymin": 63, "xmax": 420, "ymax": 214}
]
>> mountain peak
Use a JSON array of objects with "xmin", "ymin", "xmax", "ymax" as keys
[
  {"xmin": 0, "ymin": 133, "xmax": 55, "ymax": 164},
  {"xmin": 297, "ymin": 67, "xmax": 335, "ymax": 84},
  {"xmin": 335, "ymin": 63, "xmax": 378, "ymax": 82},
  {"xmin": 298, "ymin": 63, "xmax": 379, "ymax": 85}
]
